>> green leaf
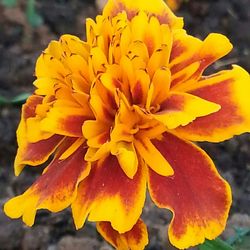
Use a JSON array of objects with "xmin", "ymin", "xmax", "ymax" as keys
[
  {"xmin": 0, "ymin": 93, "xmax": 30, "ymax": 106},
  {"xmin": 26, "ymin": 0, "xmax": 43, "ymax": 27},
  {"xmin": 10, "ymin": 92, "xmax": 31, "ymax": 104},
  {"xmin": 1, "ymin": 0, "xmax": 18, "ymax": 8},
  {"xmin": 199, "ymin": 238, "xmax": 234, "ymax": 250}
]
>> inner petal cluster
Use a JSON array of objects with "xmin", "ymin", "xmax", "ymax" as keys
[{"xmin": 81, "ymin": 11, "xmax": 176, "ymax": 177}]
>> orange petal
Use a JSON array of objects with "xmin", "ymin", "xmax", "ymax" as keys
[
  {"xmin": 89, "ymin": 81, "xmax": 117, "ymax": 122},
  {"xmin": 148, "ymin": 132, "xmax": 232, "ymax": 249},
  {"xmin": 153, "ymin": 91, "xmax": 220, "ymax": 129},
  {"xmin": 111, "ymin": 141, "xmax": 138, "ymax": 179},
  {"xmin": 174, "ymin": 65, "xmax": 250, "ymax": 142},
  {"xmin": 103, "ymin": 0, "xmax": 183, "ymax": 29},
  {"xmin": 72, "ymin": 155, "xmax": 146, "ymax": 233},
  {"xmin": 97, "ymin": 219, "xmax": 148, "ymax": 250},
  {"xmin": 166, "ymin": 0, "xmax": 182, "ymax": 11},
  {"xmin": 134, "ymin": 137, "xmax": 173, "ymax": 176},
  {"xmin": 4, "ymin": 145, "xmax": 90, "ymax": 227},
  {"xmin": 35, "ymin": 53, "xmax": 69, "ymax": 80}
]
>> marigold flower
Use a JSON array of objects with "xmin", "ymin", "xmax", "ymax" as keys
[{"xmin": 4, "ymin": 0, "xmax": 250, "ymax": 249}]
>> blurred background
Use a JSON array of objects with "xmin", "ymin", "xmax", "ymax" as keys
[{"xmin": 0, "ymin": 0, "xmax": 249, "ymax": 249}]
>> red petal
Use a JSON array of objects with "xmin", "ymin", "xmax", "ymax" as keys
[
  {"xmin": 15, "ymin": 135, "xmax": 64, "ymax": 176},
  {"xmin": 148, "ymin": 132, "xmax": 231, "ymax": 249},
  {"xmin": 174, "ymin": 66, "xmax": 250, "ymax": 142},
  {"xmin": 72, "ymin": 155, "xmax": 147, "ymax": 233},
  {"xmin": 4, "ymin": 145, "xmax": 90, "ymax": 226}
]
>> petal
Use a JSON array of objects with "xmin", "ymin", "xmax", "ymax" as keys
[
  {"xmin": 15, "ymin": 135, "xmax": 63, "ymax": 176},
  {"xmin": 153, "ymin": 92, "xmax": 221, "ymax": 129},
  {"xmin": 17, "ymin": 95, "xmax": 49, "ymax": 145},
  {"xmin": 146, "ymin": 67, "xmax": 171, "ymax": 109},
  {"xmin": 15, "ymin": 95, "xmax": 63, "ymax": 175},
  {"xmin": 97, "ymin": 219, "xmax": 148, "ymax": 250},
  {"xmin": 170, "ymin": 32, "xmax": 232, "ymax": 88},
  {"xmin": 174, "ymin": 65, "xmax": 250, "ymax": 142},
  {"xmin": 33, "ymin": 77, "xmax": 57, "ymax": 96},
  {"xmin": 134, "ymin": 137, "xmax": 173, "ymax": 176},
  {"xmin": 89, "ymin": 81, "xmax": 117, "ymax": 122},
  {"xmin": 148, "ymin": 132, "xmax": 232, "ymax": 249},
  {"xmin": 4, "ymin": 145, "xmax": 90, "ymax": 226},
  {"xmin": 40, "ymin": 100, "xmax": 90, "ymax": 137},
  {"xmin": 35, "ymin": 53, "xmax": 69, "ymax": 80},
  {"xmin": 71, "ymin": 155, "xmax": 146, "ymax": 233},
  {"xmin": 166, "ymin": 0, "xmax": 182, "ymax": 11},
  {"xmin": 59, "ymin": 34, "xmax": 90, "ymax": 60},
  {"xmin": 111, "ymin": 141, "xmax": 138, "ymax": 179},
  {"xmin": 103, "ymin": 0, "xmax": 183, "ymax": 29}
]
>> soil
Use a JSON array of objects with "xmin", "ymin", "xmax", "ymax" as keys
[{"xmin": 0, "ymin": 0, "xmax": 249, "ymax": 249}]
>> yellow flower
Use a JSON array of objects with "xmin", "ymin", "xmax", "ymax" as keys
[{"xmin": 4, "ymin": 0, "xmax": 250, "ymax": 249}]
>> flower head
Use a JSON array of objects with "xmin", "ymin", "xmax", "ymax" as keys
[{"xmin": 4, "ymin": 0, "xmax": 250, "ymax": 249}]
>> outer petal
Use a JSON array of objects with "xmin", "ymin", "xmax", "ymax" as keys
[
  {"xmin": 148, "ymin": 132, "xmax": 232, "ymax": 249},
  {"xmin": 103, "ymin": 0, "xmax": 183, "ymax": 29},
  {"xmin": 97, "ymin": 219, "xmax": 148, "ymax": 250},
  {"xmin": 170, "ymin": 32, "xmax": 233, "ymax": 88},
  {"xmin": 71, "ymin": 155, "xmax": 146, "ymax": 233},
  {"xmin": 15, "ymin": 135, "xmax": 63, "ymax": 176},
  {"xmin": 4, "ymin": 145, "xmax": 90, "ymax": 226},
  {"xmin": 174, "ymin": 65, "xmax": 250, "ymax": 142},
  {"xmin": 15, "ymin": 95, "xmax": 63, "ymax": 175},
  {"xmin": 153, "ymin": 92, "xmax": 220, "ymax": 129}
]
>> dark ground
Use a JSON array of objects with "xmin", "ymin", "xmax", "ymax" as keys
[{"xmin": 0, "ymin": 0, "xmax": 250, "ymax": 249}]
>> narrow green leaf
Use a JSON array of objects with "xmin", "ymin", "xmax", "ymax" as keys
[
  {"xmin": 0, "ymin": 93, "xmax": 30, "ymax": 106},
  {"xmin": 199, "ymin": 238, "xmax": 234, "ymax": 250},
  {"xmin": 10, "ymin": 93, "xmax": 31, "ymax": 104}
]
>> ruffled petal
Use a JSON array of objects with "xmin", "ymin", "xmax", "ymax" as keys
[
  {"xmin": 15, "ymin": 135, "xmax": 63, "ymax": 176},
  {"xmin": 15, "ymin": 95, "xmax": 63, "ymax": 175},
  {"xmin": 174, "ymin": 65, "xmax": 250, "ymax": 142},
  {"xmin": 97, "ymin": 219, "xmax": 148, "ymax": 250},
  {"xmin": 148, "ymin": 132, "xmax": 232, "ymax": 249},
  {"xmin": 40, "ymin": 100, "xmax": 90, "ymax": 137},
  {"xmin": 103, "ymin": 0, "xmax": 183, "ymax": 29},
  {"xmin": 71, "ymin": 155, "xmax": 146, "ymax": 233},
  {"xmin": 4, "ymin": 145, "xmax": 90, "ymax": 226},
  {"xmin": 170, "ymin": 32, "xmax": 233, "ymax": 88},
  {"xmin": 153, "ymin": 92, "xmax": 220, "ymax": 129}
]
